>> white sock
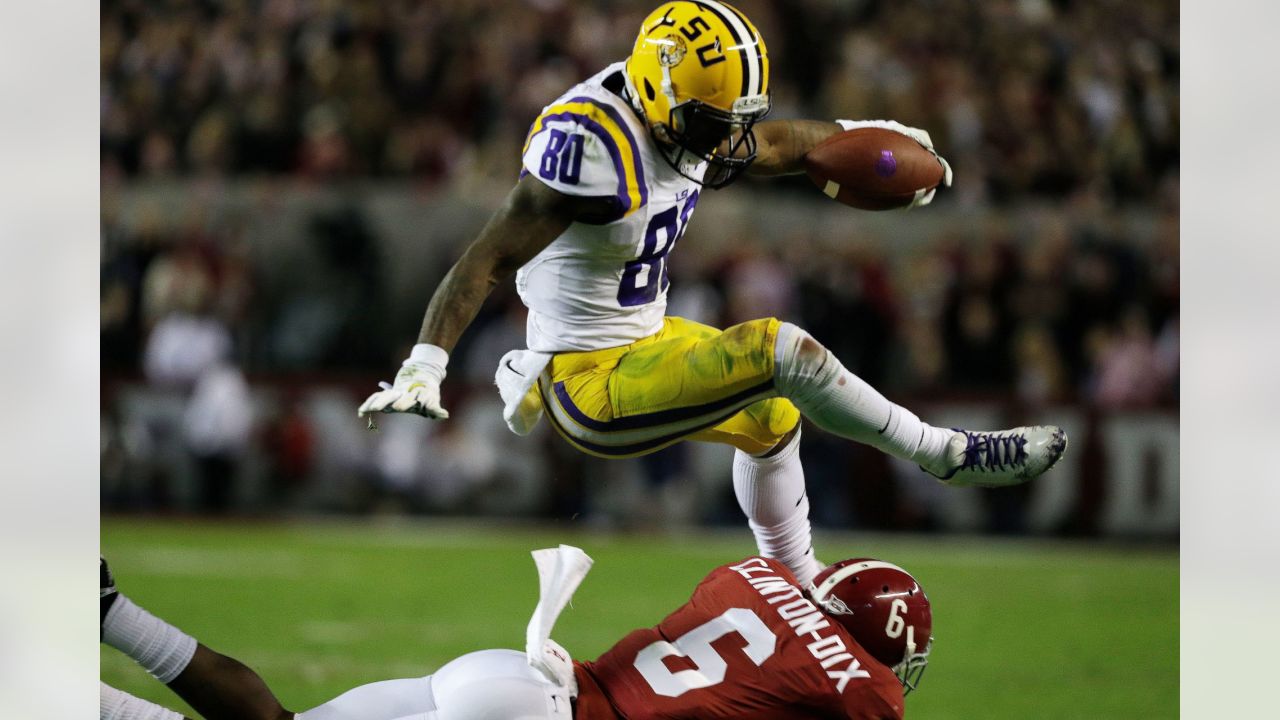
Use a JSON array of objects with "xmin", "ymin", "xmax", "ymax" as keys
[
  {"xmin": 100, "ymin": 683, "xmax": 185, "ymax": 720},
  {"xmin": 298, "ymin": 676, "xmax": 434, "ymax": 720},
  {"xmin": 102, "ymin": 596, "xmax": 198, "ymax": 684},
  {"xmin": 733, "ymin": 428, "xmax": 823, "ymax": 586},
  {"xmin": 773, "ymin": 322, "xmax": 953, "ymax": 475}
]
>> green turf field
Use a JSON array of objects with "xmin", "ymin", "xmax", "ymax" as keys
[{"xmin": 101, "ymin": 518, "xmax": 1177, "ymax": 719}]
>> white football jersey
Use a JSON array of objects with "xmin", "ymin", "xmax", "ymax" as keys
[{"xmin": 516, "ymin": 63, "xmax": 705, "ymax": 352}]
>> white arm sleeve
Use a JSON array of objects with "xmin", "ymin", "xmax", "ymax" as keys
[{"xmin": 100, "ymin": 684, "xmax": 185, "ymax": 720}]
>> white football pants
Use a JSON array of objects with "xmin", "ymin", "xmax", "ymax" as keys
[{"xmin": 298, "ymin": 649, "xmax": 573, "ymax": 720}]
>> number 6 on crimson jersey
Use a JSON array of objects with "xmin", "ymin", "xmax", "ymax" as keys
[{"xmin": 632, "ymin": 607, "xmax": 777, "ymax": 697}]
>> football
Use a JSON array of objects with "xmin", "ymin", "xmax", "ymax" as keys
[{"xmin": 804, "ymin": 127, "xmax": 947, "ymax": 210}]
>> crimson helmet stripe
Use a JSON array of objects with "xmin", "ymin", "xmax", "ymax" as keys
[
  {"xmin": 691, "ymin": 0, "xmax": 763, "ymax": 98},
  {"xmin": 811, "ymin": 560, "xmax": 914, "ymax": 601}
]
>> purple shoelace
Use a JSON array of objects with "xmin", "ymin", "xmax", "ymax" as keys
[{"xmin": 956, "ymin": 430, "xmax": 1029, "ymax": 473}]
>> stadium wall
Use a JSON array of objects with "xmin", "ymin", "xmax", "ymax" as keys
[{"xmin": 102, "ymin": 379, "xmax": 1177, "ymax": 540}]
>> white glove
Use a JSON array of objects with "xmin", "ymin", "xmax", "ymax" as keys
[
  {"xmin": 526, "ymin": 545, "xmax": 593, "ymax": 692},
  {"xmin": 358, "ymin": 343, "xmax": 450, "ymax": 422},
  {"xmin": 836, "ymin": 119, "xmax": 954, "ymax": 207},
  {"xmin": 530, "ymin": 638, "xmax": 578, "ymax": 693},
  {"xmin": 495, "ymin": 349, "xmax": 551, "ymax": 436}
]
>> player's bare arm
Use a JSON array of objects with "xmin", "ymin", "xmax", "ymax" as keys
[
  {"xmin": 101, "ymin": 557, "xmax": 294, "ymax": 720},
  {"xmin": 416, "ymin": 175, "xmax": 612, "ymax": 353},
  {"xmin": 744, "ymin": 119, "xmax": 953, "ymax": 211},
  {"xmin": 358, "ymin": 175, "xmax": 613, "ymax": 421},
  {"xmin": 744, "ymin": 119, "xmax": 842, "ymax": 176},
  {"xmin": 166, "ymin": 644, "xmax": 294, "ymax": 720}
]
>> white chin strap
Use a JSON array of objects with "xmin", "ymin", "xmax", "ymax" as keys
[
  {"xmin": 620, "ymin": 58, "xmax": 679, "ymax": 132},
  {"xmin": 660, "ymin": 65, "xmax": 680, "ymax": 129}
]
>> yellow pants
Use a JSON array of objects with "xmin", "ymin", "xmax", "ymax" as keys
[{"xmin": 538, "ymin": 317, "xmax": 800, "ymax": 458}]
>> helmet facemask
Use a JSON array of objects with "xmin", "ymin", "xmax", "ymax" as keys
[
  {"xmin": 655, "ymin": 95, "xmax": 769, "ymax": 189},
  {"xmin": 894, "ymin": 636, "xmax": 932, "ymax": 696},
  {"xmin": 814, "ymin": 589, "xmax": 934, "ymax": 696}
]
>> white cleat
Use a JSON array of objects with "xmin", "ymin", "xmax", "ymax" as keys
[{"xmin": 928, "ymin": 426, "xmax": 1068, "ymax": 487}]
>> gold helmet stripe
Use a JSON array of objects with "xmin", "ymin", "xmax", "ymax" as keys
[{"xmin": 693, "ymin": 0, "xmax": 763, "ymax": 98}]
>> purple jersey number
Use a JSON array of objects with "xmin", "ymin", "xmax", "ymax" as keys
[
  {"xmin": 617, "ymin": 190, "xmax": 699, "ymax": 307},
  {"xmin": 539, "ymin": 129, "xmax": 585, "ymax": 185}
]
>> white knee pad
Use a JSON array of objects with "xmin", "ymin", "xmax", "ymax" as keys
[
  {"xmin": 773, "ymin": 323, "xmax": 840, "ymax": 405},
  {"xmin": 431, "ymin": 649, "xmax": 573, "ymax": 720},
  {"xmin": 771, "ymin": 322, "xmax": 941, "ymax": 468}
]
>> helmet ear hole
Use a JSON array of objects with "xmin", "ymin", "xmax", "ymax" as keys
[{"xmin": 644, "ymin": 78, "xmax": 656, "ymax": 102}]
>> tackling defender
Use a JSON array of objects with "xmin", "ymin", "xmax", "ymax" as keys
[
  {"xmin": 102, "ymin": 550, "xmax": 931, "ymax": 720},
  {"xmin": 359, "ymin": 1, "xmax": 1066, "ymax": 586}
]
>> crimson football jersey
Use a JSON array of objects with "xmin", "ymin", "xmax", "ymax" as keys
[{"xmin": 573, "ymin": 556, "xmax": 904, "ymax": 720}]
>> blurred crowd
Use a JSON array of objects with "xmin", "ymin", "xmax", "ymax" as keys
[
  {"xmin": 100, "ymin": 192, "xmax": 1178, "ymax": 530},
  {"xmin": 100, "ymin": 0, "xmax": 1179, "ymax": 535},
  {"xmin": 100, "ymin": 196, "xmax": 1180, "ymax": 408},
  {"xmin": 102, "ymin": 0, "xmax": 1178, "ymax": 205}
]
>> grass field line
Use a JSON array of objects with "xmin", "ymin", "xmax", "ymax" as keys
[
  {"xmin": 294, "ymin": 619, "xmax": 490, "ymax": 646},
  {"xmin": 125, "ymin": 546, "xmax": 306, "ymax": 578}
]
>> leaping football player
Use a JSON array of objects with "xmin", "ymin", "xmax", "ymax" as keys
[
  {"xmin": 102, "ymin": 549, "xmax": 931, "ymax": 720},
  {"xmin": 358, "ymin": 1, "xmax": 1066, "ymax": 586}
]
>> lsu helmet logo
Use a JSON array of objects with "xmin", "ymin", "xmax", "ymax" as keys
[{"xmin": 657, "ymin": 35, "xmax": 688, "ymax": 67}]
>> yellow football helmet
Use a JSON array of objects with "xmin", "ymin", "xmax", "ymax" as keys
[{"xmin": 624, "ymin": 1, "xmax": 770, "ymax": 187}]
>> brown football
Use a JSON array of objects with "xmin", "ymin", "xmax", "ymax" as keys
[{"xmin": 803, "ymin": 127, "xmax": 946, "ymax": 210}]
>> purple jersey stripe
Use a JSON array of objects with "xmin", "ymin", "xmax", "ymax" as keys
[
  {"xmin": 538, "ymin": 110, "xmax": 634, "ymax": 217},
  {"xmin": 564, "ymin": 96, "xmax": 649, "ymax": 209}
]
